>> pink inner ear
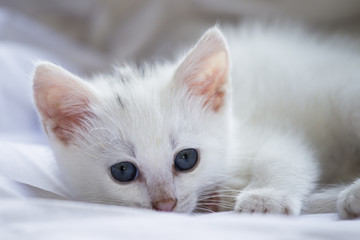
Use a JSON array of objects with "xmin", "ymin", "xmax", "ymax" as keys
[
  {"xmin": 51, "ymin": 108, "xmax": 94, "ymax": 145},
  {"xmin": 40, "ymin": 88, "xmax": 93, "ymax": 144},
  {"xmin": 190, "ymin": 51, "xmax": 229, "ymax": 112},
  {"xmin": 175, "ymin": 28, "xmax": 230, "ymax": 112},
  {"xmin": 33, "ymin": 63, "xmax": 95, "ymax": 144}
]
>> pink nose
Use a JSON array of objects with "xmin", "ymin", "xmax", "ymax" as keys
[{"xmin": 152, "ymin": 198, "xmax": 177, "ymax": 212}]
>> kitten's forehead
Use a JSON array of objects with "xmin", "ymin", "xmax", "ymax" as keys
[
  {"xmin": 92, "ymin": 63, "xmax": 207, "ymax": 166},
  {"xmin": 97, "ymin": 71, "xmax": 177, "ymax": 154}
]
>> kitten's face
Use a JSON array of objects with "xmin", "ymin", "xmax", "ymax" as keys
[{"xmin": 33, "ymin": 28, "xmax": 231, "ymax": 213}]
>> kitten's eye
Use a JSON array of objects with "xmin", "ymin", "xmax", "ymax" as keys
[
  {"xmin": 110, "ymin": 162, "xmax": 138, "ymax": 182},
  {"xmin": 174, "ymin": 148, "xmax": 198, "ymax": 171}
]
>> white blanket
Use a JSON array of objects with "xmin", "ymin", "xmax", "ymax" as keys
[
  {"xmin": 0, "ymin": 6, "xmax": 359, "ymax": 240},
  {"xmin": 1, "ymin": 198, "xmax": 358, "ymax": 240}
]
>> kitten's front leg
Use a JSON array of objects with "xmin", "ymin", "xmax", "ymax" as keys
[{"xmin": 234, "ymin": 134, "xmax": 318, "ymax": 215}]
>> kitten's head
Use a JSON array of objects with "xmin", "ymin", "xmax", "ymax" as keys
[{"xmin": 33, "ymin": 27, "xmax": 232, "ymax": 213}]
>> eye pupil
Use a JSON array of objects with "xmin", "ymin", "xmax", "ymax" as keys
[
  {"xmin": 174, "ymin": 149, "xmax": 198, "ymax": 171},
  {"xmin": 110, "ymin": 162, "xmax": 138, "ymax": 182}
]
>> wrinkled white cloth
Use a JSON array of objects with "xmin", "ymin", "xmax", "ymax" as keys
[
  {"xmin": 0, "ymin": 141, "xmax": 67, "ymax": 197},
  {"xmin": 0, "ymin": 197, "xmax": 358, "ymax": 240}
]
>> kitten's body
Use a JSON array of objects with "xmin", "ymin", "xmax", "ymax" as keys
[
  {"xmin": 33, "ymin": 24, "xmax": 360, "ymax": 218},
  {"xmin": 224, "ymin": 26, "xmax": 360, "ymax": 216},
  {"xmin": 230, "ymin": 27, "xmax": 360, "ymax": 185}
]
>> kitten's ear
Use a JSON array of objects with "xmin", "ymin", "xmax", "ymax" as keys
[
  {"xmin": 175, "ymin": 27, "xmax": 230, "ymax": 112},
  {"xmin": 33, "ymin": 62, "xmax": 96, "ymax": 145}
]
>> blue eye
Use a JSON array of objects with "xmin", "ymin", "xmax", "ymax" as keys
[
  {"xmin": 110, "ymin": 162, "xmax": 138, "ymax": 182},
  {"xmin": 174, "ymin": 148, "xmax": 198, "ymax": 171}
]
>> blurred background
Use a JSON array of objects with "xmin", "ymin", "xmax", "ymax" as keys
[
  {"xmin": 1, "ymin": 0, "xmax": 360, "ymax": 73},
  {"xmin": 0, "ymin": 0, "xmax": 360, "ymax": 143}
]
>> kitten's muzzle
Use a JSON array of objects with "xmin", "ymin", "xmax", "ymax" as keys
[{"xmin": 152, "ymin": 198, "xmax": 177, "ymax": 212}]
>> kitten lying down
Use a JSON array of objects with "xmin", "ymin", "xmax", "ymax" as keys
[{"xmin": 33, "ymin": 24, "xmax": 360, "ymax": 219}]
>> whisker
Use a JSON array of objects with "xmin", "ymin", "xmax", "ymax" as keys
[
  {"xmin": 194, "ymin": 206, "xmax": 216, "ymax": 214},
  {"xmin": 198, "ymin": 199, "xmax": 234, "ymax": 204},
  {"xmin": 200, "ymin": 202, "xmax": 234, "ymax": 208}
]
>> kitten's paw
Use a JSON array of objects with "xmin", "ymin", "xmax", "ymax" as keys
[
  {"xmin": 337, "ymin": 183, "xmax": 360, "ymax": 219},
  {"xmin": 234, "ymin": 188, "xmax": 300, "ymax": 215}
]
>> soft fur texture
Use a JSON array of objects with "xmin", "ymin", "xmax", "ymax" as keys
[{"xmin": 33, "ymin": 24, "xmax": 360, "ymax": 219}]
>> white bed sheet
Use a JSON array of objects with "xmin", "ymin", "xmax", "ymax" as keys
[
  {"xmin": 0, "ymin": 197, "xmax": 359, "ymax": 240},
  {"xmin": 0, "ymin": 6, "xmax": 360, "ymax": 240}
]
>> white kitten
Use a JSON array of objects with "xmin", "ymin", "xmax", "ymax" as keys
[{"xmin": 33, "ymin": 24, "xmax": 360, "ymax": 218}]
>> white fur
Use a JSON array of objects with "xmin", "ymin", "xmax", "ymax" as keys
[
  {"xmin": 225, "ymin": 25, "xmax": 360, "ymax": 218},
  {"xmin": 33, "ymin": 24, "xmax": 360, "ymax": 218}
]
